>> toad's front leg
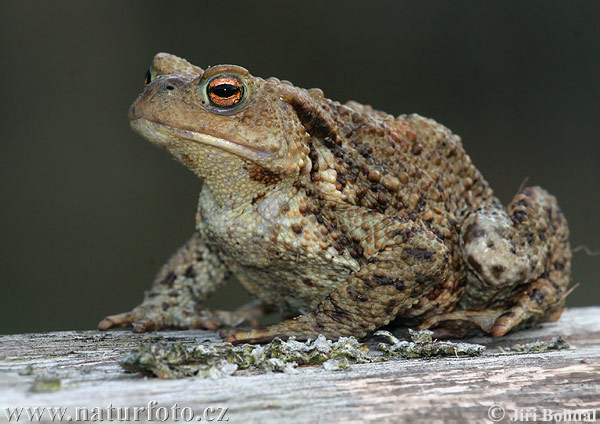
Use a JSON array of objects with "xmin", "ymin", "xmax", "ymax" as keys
[
  {"xmin": 98, "ymin": 232, "xmax": 270, "ymax": 332},
  {"xmin": 222, "ymin": 218, "xmax": 455, "ymax": 344}
]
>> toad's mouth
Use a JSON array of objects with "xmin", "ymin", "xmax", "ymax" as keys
[{"xmin": 130, "ymin": 118, "xmax": 271, "ymax": 160}]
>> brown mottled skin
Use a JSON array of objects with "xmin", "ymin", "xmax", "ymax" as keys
[{"xmin": 98, "ymin": 53, "xmax": 572, "ymax": 343}]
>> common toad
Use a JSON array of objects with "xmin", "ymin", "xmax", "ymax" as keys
[{"xmin": 98, "ymin": 53, "xmax": 571, "ymax": 343}]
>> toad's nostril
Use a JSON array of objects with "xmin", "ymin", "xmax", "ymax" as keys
[{"xmin": 166, "ymin": 85, "xmax": 175, "ymax": 91}]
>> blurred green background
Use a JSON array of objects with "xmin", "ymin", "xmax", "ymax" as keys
[{"xmin": 1, "ymin": 1, "xmax": 598, "ymax": 335}]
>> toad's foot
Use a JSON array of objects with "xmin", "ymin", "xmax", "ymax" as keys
[
  {"xmin": 421, "ymin": 276, "xmax": 570, "ymax": 337},
  {"xmin": 98, "ymin": 300, "xmax": 271, "ymax": 333},
  {"xmin": 98, "ymin": 307, "xmax": 220, "ymax": 332},
  {"xmin": 419, "ymin": 310, "xmax": 505, "ymax": 339}
]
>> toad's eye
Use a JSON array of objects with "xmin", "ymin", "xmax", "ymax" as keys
[
  {"xmin": 144, "ymin": 67, "xmax": 152, "ymax": 85},
  {"xmin": 207, "ymin": 76, "xmax": 244, "ymax": 108}
]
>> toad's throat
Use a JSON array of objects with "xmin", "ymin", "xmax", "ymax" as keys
[{"xmin": 130, "ymin": 118, "xmax": 271, "ymax": 160}]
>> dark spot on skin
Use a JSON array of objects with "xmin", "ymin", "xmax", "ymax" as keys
[
  {"xmin": 528, "ymin": 288, "xmax": 546, "ymax": 305},
  {"xmin": 445, "ymin": 142, "xmax": 457, "ymax": 158},
  {"xmin": 162, "ymin": 303, "xmax": 170, "ymax": 311},
  {"xmin": 553, "ymin": 261, "xmax": 565, "ymax": 271},
  {"xmin": 337, "ymin": 173, "xmax": 347, "ymax": 189},
  {"xmin": 415, "ymin": 274, "xmax": 433, "ymax": 284},
  {"xmin": 357, "ymin": 147, "xmax": 372, "ymax": 160},
  {"xmin": 184, "ymin": 265, "xmax": 196, "ymax": 279},
  {"xmin": 526, "ymin": 232, "xmax": 535, "ymax": 245},
  {"xmin": 307, "ymin": 140, "xmax": 320, "ymax": 179},
  {"xmin": 486, "ymin": 240, "xmax": 495, "ymax": 249},
  {"xmin": 514, "ymin": 198, "xmax": 529, "ymax": 208},
  {"xmin": 467, "ymin": 255, "xmax": 483, "ymax": 275},
  {"xmin": 168, "ymin": 290, "xmax": 179, "ymax": 297},
  {"xmin": 512, "ymin": 209, "xmax": 528, "ymax": 224},
  {"xmin": 248, "ymin": 164, "xmax": 281, "ymax": 186},
  {"xmin": 385, "ymin": 299, "xmax": 398, "ymax": 314},
  {"xmin": 251, "ymin": 192, "xmax": 266, "ymax": 205},
  {"xmin": 322, "ymin": 136, "xmax": 339, "ymax": 150},
  {"xmin": 547, "ymin": 277, "xmax": 560, "ymax": 293},
  {"xmin": 292, "ymin": 224, "xmax": 303, "ymax": 234},
  {"xmin": 308, "ymin": 140, "xmax": 318, "ymax": 159},
  {"xmin": 161, "ymin": 272, "xmax": 176, "ymax": 287},
  {"xmin": 415, "ymin": 195, "xmax": 426, "ymax": 212},
  {"xmin": 391, "ymin": 228, "xmax": 410, "ymax": 242},
  {"xmin": 490, "ymin": 265, "xmax": 505, "ymax": 280},
  {"xmin": 302, "ymin": 278, "xmax": 314, "ymax": 287},
  {"xmin": 372, "ymin": 276, "xmax": 399, "ymax": 286},
  {"xmin": 394, "ymin": 280, "xmax": 405, "ymax": 291},
  {"xmin": 411, "ymin": 142, "xmax": 423, "ymax": 155},
  {"xmin": 147, "ymin": 291, "xmax": 159, "ymax": 298},
  {"xmin": 463, "ymin": 222, "xmax": 484, "ymax": 244},
  {"xmin": 404, "ymin": 247, "xmax": 433, "ymax": 261},
  {"xmin": 180, "ymin": 153, "xmax": 195, "ymax": 168},
  {"xmin": 433, "ymin": 228, "xmax": 448, "ymax": 241},
  {"xmin": 427, "ymin": 288, "xmax": 442, "ymax": 300},
  {"xmin": 499, "ymin": 311, "xmax": 515, "ymax": 319}
]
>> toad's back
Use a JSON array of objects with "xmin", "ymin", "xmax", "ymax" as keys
[{"xmin": 298, "ymin": 95, "xmax": 497, "ymax": 242}]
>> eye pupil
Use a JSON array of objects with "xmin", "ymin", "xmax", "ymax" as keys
[
  {"xmin": 144, "ymin": 68, "xmax": 152, "ymax": 85},
  {"xmin": 210, "ymin": 83, "xmax": 239, "ymax": 98}
]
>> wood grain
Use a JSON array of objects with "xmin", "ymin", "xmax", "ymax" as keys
[{"xmin": 1, "ymin": 307, "xmax": 598, "ymax": 423}]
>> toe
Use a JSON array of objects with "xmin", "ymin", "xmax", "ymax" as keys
[
  {"xmin": 97, "ymin": 313, "xmax": 134, "ymax": 331},
  {"xmin": 490, "ymin": 312, "xmax": 517, "ymax": 337}
]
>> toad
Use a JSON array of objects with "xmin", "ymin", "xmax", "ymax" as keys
[{"xmin": 98, "ymin": 53, "xmax": 571, "ymax": 343}]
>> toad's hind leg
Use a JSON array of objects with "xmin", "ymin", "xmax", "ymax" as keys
[{"xmin": 422, "ymin": 186, "xmax": 571, "ymax": 337}]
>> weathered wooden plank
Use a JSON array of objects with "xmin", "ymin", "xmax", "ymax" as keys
[{"xmin": 1, "ymin": 307, "xmax": 599, "ymax": 423}]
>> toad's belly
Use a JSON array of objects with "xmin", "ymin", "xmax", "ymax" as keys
[{"xmin": 229, "ymin": 261, "xmax": 353, "ymax": 312}]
